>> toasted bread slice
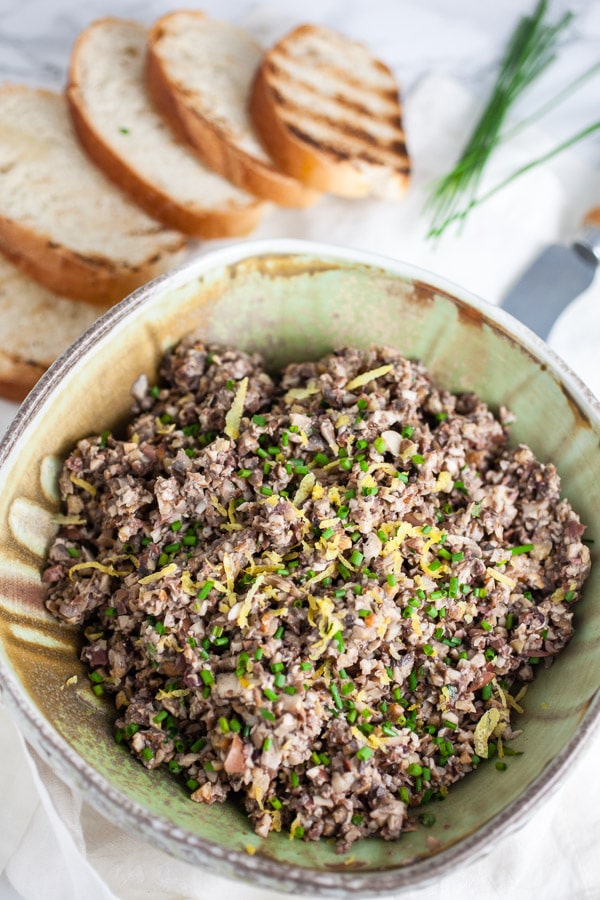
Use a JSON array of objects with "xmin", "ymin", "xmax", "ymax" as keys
[
  {"xmin": 250, "ymin": 25, "xmax": 410, "ymax": 199},
  {"xmin": 0, "ymin": 84, "xmax": 186, "ymax": 305},
  {"xmin": 67, "ymin": 18, "xmax": 265, "ymax": 239},
  {"xmin": 146, "ymin": 11, "xmax": 319, "ymax": 208},
  {"xmin": 0, "ymin": 252, "xmax": 106, "ymax": 401}
]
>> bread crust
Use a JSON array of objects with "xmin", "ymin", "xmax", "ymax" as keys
[
  {"xmin": 146, "ymin": 14, "xmax": 319, "ymax": 209},
  {"xmin": 0, "ymin": 357, "xmax": 46, "ymax": 402},
  {"xmin": 0, "ymin": 252, "xmax": 109, "ymax": 400},
  {"xmin": 249, "ymin": 25, "xmax": 410, "ymax": 199},
  {"xmin": 0, "ymin": 214, "xmax": 183, "ymax": 306},
  {"xmin": 250, "ymin": 64, "xmax": 364, "ymax": 197},
  {"xmin": 67, "ymin": 19, "xmax": 265, "ymax": 239},
  {"xmin": 0, "ymin": 83, "xmax": 187, "ymax": 305}
]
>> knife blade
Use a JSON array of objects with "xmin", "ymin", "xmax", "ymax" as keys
[{"xmin": 501, "ymin": 207, "xmax": 600, "ymax": 339}]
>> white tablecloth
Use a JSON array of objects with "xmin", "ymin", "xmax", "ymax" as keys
[{"xmin": 0, "ymin": 2, "xmax": 599, "ymax": 898}]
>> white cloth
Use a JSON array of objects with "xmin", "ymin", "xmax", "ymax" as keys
[{"xmin": 1, "ymin": 5, "xmax": 600, "ymax": 898}]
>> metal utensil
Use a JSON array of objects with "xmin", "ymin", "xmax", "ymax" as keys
[{"xmin": 501, "ymin": 207, "xmax": 600, "ymax": 339}]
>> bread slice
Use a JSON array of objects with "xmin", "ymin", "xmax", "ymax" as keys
[
  {"xmin": 0, "ymin": 84, "xmax": 186, "ymax": 305},
  {"xmin": 146, "ymin": 11, "xmax": 319, "ymax": 208},
  {"xmin": 0, "ymin": 252, "xmax": 106, "ymax": 401},
  {"xmin": 67, "ymin": 18, "xmax": 265, "ymax": 239},
  {"xmin": 250, "ymin": 25, "xmax": 410, "ymax": 199}
]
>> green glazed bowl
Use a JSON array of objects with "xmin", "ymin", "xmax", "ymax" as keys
[{"xmin": 0, "ymin": 239, "xmax": 598, "ymax": 896}]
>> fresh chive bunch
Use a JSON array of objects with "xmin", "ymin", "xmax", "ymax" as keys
[{"xmin": 427, "ymin": 0, "xmax": 600, "ymax": 237}]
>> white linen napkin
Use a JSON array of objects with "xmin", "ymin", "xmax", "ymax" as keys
[{"xmin": 2, "ymin": 72, "xmax": 600, "ymax": 900}]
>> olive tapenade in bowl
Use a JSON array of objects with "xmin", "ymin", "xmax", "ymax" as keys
[{"xmin": 0, "ymin": 239, "xmax": 598, "ymax": 896}]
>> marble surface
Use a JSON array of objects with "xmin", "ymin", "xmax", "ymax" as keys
[{"xmin": 0, "ymin": 2, "xmax": 599, "ymax": 899}]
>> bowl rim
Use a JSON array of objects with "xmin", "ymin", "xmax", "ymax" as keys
[{"xmin": 1, "ymin": 236, "xmax": 599, "ymax": 897}]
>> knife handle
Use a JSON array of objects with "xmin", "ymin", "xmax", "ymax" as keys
[
  {"xmin": 584, "ymin": 208, "xmax": 600, "ymax": 228},
  {"xmin": 574, "ymin": 209, "xmax": 600, "ymax": 266}
]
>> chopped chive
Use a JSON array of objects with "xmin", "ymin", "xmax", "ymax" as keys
[
  {"xmin": 330, "ymin": 683, "xmax": 343, "ymax": 709},
  {"xmin": 197, "ymin": 580, "xmax": 214, "ymax": 601},
  {"xmin": 260, "ymin": 708, "xmax": 276, "ymax": 722},
  {"xmin": 356, "ymin": 746, "xmax": 373, "ymax": 762},
  {"xmin": 218, "ymin": 717, "xmax": 230, "ymax": 734},
  {"xmin": 200, "ymin": 669, "xmax": 214, "ymax": 686},
  {"xmin": 333, "ymin": 631, "xmax": 345, "ymax": 652},
  {"xmin": 511, "ymin": 543, "xmax": 534, "ymax": 555},
  {"xmin": 412, "ymin": 454, "xmax": 425, "ymax": 465},
  {"xmin": 252, "ymin": 415, "xmax": 266, "ymax": 426},
  {"xmin": 235, "ymin": 651, "xmax": 249, "ymax": 677},
  {"xmin": 373, "ymin": 437, "xmax": 386, "ymax": 453}
]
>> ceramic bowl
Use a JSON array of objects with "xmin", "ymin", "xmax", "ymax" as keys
[{"xmin": 0, "ymin": 239, "xmax": 598, "ymax": 897}]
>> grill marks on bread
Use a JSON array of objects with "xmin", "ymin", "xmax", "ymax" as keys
[
  {"xmin": 146, "ymin": 11, "xmax": 319, "ymax": 208},
  {"xmin": 250, "ymin": 25, "xmax": 410, "ymax": 198}
]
